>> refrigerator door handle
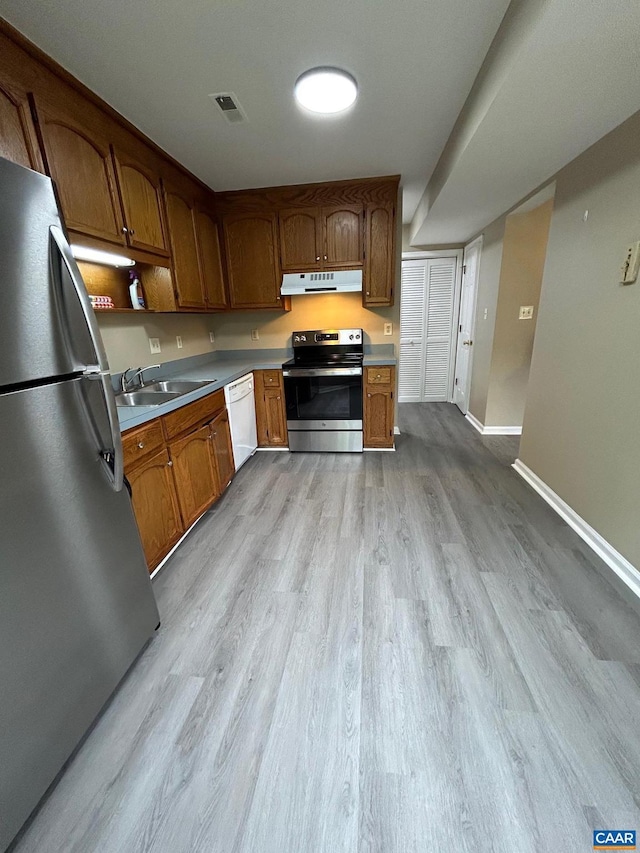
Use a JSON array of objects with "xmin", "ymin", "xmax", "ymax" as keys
[
  {"xmin": 49, "ymin": 225, "xmax": 109, "ymax": 374},
  {"xmin": 49, "ymin": 226, "xmax": 124, "ymax": 492},
  {"xmin": 99, "ymin": 370, "xmax": 124, "ymax": 492}
]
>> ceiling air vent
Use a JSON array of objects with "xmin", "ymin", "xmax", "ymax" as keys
[{"xmin": 209, "ymin": 92, "xmax": 247, "ymax": 124}]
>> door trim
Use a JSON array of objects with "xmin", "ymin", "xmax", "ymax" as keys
[{"xmin": 453, "ymin": 236, "xmax": 483, "ymax": 412}]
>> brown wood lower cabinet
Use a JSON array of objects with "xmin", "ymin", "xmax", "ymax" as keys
[
  {"xmin": 254, "ymin": 370, "xmax": 288, "ymax": 447},
  {"xmin": 210, "ymin": 409, "xmax": 235, "ymax": 489},
  {"xmin": 363, "ymin": 365, "xmax": 395, "ymax": 448},
  {"xmin": 123, "ymin": 390, "xmax": 236, "ymax": 572},
  {"xmin": 169, "ymin": 423, "xmax": 219, "ymax": 529},
  {"xmin": 127, "ymin": 447, "xmax": 183, "ymax": 572}
]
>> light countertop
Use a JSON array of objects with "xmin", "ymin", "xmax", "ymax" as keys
[{"xmin": 117, "ymin": 346, "xmax": 396, "ymax": 432}]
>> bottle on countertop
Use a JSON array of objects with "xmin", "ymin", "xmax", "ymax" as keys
[{"xmin": 129, "ymin": 270, "xmax": 145, "ymax": 310}]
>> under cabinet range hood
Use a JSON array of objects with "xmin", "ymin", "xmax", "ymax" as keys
[{"xmin": 281, "ymin": 269, "xmax": 362, "ymax": 296}]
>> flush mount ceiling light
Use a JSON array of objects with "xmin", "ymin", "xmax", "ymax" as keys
[
  {"xmin": 294, "ymin": 67, "xmax": 358, "ymax": 115},
  {"xmin": 71, "ymin": 245, "xmax": 135, "ymax": 268}
]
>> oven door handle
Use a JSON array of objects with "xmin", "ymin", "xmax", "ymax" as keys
[{"xmin": 283, "ymin": 367, "xmax": 362, "ymax": 377}]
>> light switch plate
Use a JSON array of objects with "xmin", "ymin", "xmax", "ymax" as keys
[
  {"xmin": 251, "ymin": 329, "xmax": 259, "ymax": 341},
  {"xmin": 384, "ymin": 322, "xmax": 393, "ymax": 336},
  {"xmin": 621, "ymin": 241, "xmax": 640, "ymax": 284},
  {"xmin": 149, "ymin": 337, "xmax": 161, "ymax": 354},
  {"xmin": 519, "ymin": 305, "xmax": 534, "ymax": 320},
  {"xmin": 209, "ymin": 331, "xmax": 215, "ymax": 343},
  {"xmin": 176, "ymin": 335, "xmax": 183, "ymax": 349}
]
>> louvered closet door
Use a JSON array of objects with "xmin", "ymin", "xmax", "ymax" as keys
[
  {"xmin": 399, "ymin": 257, "xmax": 458, "ymax": 402},
  {"xmin": 399, "ymin": 260, "xmax": 427, "ymax": 401}
]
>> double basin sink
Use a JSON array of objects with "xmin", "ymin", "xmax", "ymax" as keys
[{"xmin": 115, "ymin": 379, "xmax": 212, "ymax": 408}]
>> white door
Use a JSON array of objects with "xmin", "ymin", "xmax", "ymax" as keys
[
  {"xmin": 399, "ymin": 256, "xmax": 458, "ymax": 403},
  {"xmin": 453, "ymin": 237, "xmax": 482, "ymax": 413}
]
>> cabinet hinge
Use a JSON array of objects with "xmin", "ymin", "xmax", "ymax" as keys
[
  {"xmin": 390, "ymin": 391, "xmax": 393, "ymax": 400},
  {"xmin": 462, "ymin": 264, "xmax": 467, "ymax": 274}
]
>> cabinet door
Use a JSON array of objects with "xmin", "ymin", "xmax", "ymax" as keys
[
  {"xmin": 210, "ymin": 409, "xmax": 235, "ymax": 491},
  {"xmin": 364, "ymin": 369, "xmax": 395, "ymax": 448},
  {"xmin": 33, "ymin": 100, "xmax": 124, "ymax": 245},
  {"xmin": 279, "ymin": 207, "xmax": 322, "ymax": 270},
  {"xmin": 169, "ymin": 424, "xmax": 219, "ymax": 528},
  {"xmin": 223, "ymin": 213, "xmax": 281, "ymax": 308},
  {"xmin": 0, "ymin": 83, "xmax": 43, "ymax": 171},
  {"xmin": 264, "ymin": 388, "xmax": 288, "ymax": 447},
  {"xmin": 322, "ymin": 205, "xmax": 363, "ymax": 268},
  {"xmin": 127, "ymin": 448, "xmax": 183, "ymax": 571},
  {"xmin": 164, "ymin": 184, "xmax": 206, "ymax": 309},
  {"xmin": 195, "ymin": 208, "xmax": 228, "ymax": 310},
  {"xmin": 112, "ymin": 148, "xmax": 169, "ymax": 256},
  {"xmin": 364, "ymin": 203, "xmax": 395, "ymax": 307}
]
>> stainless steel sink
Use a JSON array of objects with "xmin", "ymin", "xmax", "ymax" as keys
[
  {"xmin": 144, "ymin": 380, "xmax": 211, "ymax": 393},
  {"xmin": 115, "ymin": 391, "xmax": 180, "ymax": 407}
]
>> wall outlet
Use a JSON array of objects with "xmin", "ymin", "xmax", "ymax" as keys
[
  {"xmin": 483, "ymin": 308, "xmax": 488, "ymax": 320},
  {"xmin": 176, "ymin": 335, "xmax": 183, "ymax": 349},
  {"xmin": 519, "ymin": 305, "xmax": 534, "ymax": 320},
  {"xmin": 251, "ymin": 329, "xmax": 259, "ymax": 341},
  {"xmin": 149, "ymin": 337, "xmax": 161, "ymax": 354},
  {"xmin": 383, "ymin": 322, "xmax": 393, "ymax": 336},
  {"xmin": 209, "ymin": 331, "xmax": 215, "ymax": 343}
]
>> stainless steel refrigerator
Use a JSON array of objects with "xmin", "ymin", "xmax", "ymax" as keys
[{"xmin": 0, "ymin": 157, "xmax": 160, "ymax": 852}]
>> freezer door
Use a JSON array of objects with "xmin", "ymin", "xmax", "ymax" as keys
[
  {"xmin": 0, "ymin": 157, "xmax": 102, "ymax": 387},
  {"xmin": 0, "ymin": 376, "xmax": 159, "ymax": 852}
]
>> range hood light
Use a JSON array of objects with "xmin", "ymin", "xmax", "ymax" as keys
[
  {"xmin": 294, "ymin": 67, "xmax": 358, "ymax": 115},
  {"xmin": 70, "ymin": 245, "xmax": 136, "ymax": 268}
]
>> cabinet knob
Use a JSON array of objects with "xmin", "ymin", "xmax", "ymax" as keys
[
  {"xmin": 138, "ymin": 442, "xmax": 145, "ymax": 449},
  {"xmin": 376, "ymin": 374, "xmax": 381, "ymax": 379},
  {"xmin": 324, "ymin": 254, "xmax": 328, "ymax": 261},
  {"xmin": 316, "ymin": 256, "xmax": 320, "ymax": 261},
  {"xmin": 213, "ymin": 431, "xmax": 217, "ymax": 437},
  {"xmin": 121, "ymin": 226, "xmax": 129, "ymax": 234},
  {"xmin": 130, "ymin": 228, "xmax": 135, "ymax": 236},
  {"xmin": 167, "ymin": 460, "xmax": 173, "ymax": 467},
  {"xmin": 366, "ymin": 291, "xmax": 370, "ymax": 296},
  {"xmin": 277, "ymin": 395, "xmax": 280, "ymax": 400},
  {"xmin": 367, "ymin": 393, "xmax": 371, "ymax": 398}
]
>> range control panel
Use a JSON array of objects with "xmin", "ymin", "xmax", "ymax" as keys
[{"xmin": 292, "ymin": 328, "xmax": 362, "ymax": 347}]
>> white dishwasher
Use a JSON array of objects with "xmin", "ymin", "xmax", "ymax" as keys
[{"xmin": 224, "ymin": 373, "xmax": 258, "ymax": 471}]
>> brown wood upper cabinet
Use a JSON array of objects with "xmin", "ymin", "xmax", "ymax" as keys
[
  {"xmin": 195, "ymin": 207, "xmax": 228, "ymax": 310},
  {"xmin": 279, "ymin": 204, "xmax": 364, "ymax": 272},
  {"xmin": 33, "ymin": 97, "xmax": 125, "ymax": 246},
  {"xmin": 112, "ymin": 146, "xmax": 169, "ymax": 257},
  {"xmin": 163, "ymin": 179, "xmax": 206, "ymax": 309},
  {"xmin": 279, "ymin": 208, "xmax": 322, "ymax": 271},
  {"xmin": 364, "ymin": 203, "xmax": 395, "ymax": 307},
  {"xmin": 223, "ymin": 213, "xmax": 282, "ymax": 309},
  {"xmin": 0, "ymin": 83, "xmax": 43, "ymax": 171}
]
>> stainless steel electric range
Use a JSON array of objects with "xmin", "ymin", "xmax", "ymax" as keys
[{"xmin": 282, "ymin": 328, "xmax": 364, "ymax": 452}]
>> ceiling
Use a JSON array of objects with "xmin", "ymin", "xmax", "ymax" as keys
[
  {"xmin": 0, "ymin": 0, "xmax": 511, "ymax": 223},
  {"xmin": 410, "ymin": 0, "xmax": 640, "ymax": 244}
]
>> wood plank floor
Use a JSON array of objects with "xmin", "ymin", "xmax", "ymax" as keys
[{"xmin": 11, "ymin": 403, "xmax": 640, "ymax": 853}]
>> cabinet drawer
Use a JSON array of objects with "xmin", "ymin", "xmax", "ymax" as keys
[
  {"xmin": 162, "ymin": 389, "xmax": 225, "ymax": 440},
  {"xmin": 122, "ymin": 419, "xmax": 165, "ymax": 471},
  {"xmin": 261, "ymin": 369, "xmax": 282, "ymax": 389},
  {"xmin": 366, "ymin": 366, "xmax": 392, "ymax": 385}
]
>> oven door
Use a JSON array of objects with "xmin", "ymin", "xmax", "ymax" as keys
[{"xmin": 283, "ymin": 367, "xmax": 363, "ymax": 430}]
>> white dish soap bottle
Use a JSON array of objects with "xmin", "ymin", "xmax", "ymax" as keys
[{"xmin": 128, "ymin": 270, "xmax": 145, "ymax": 310}]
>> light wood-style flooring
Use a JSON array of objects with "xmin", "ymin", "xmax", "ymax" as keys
[{"xmin": 11, "ymin": 403, "xmax": 640, "ymax": 853}]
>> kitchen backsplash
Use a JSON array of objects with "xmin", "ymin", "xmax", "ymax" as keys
[{"xmin": 97, "ymin": 292, "xmax": 399, "ymax": 372}]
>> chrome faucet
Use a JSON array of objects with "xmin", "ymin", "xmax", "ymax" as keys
[{"xmin": 120, "ymin": 364, "xmax": 160, "ymax": 392}]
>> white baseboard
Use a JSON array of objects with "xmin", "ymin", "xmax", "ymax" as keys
[
  {"xmin": 465, "ymin": 412, "xmax": 522, "ymax": 435},
  {"xmin": 512, "ymin": 459, "xmax": 640, "ymax": 601},
  {"xmin": 255, "ymin": 446, "xmax": 289, "ymax": 451},
  {"xmin": 363, "ymin": 447, "xmax": 396, "ymax": 452}
]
